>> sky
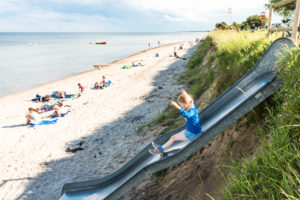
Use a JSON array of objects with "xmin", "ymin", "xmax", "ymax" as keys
[{"xmin": 0, "ymin": 0, "xmax": 283, "ymax": 32}]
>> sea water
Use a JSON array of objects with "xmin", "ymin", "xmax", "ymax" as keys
[{"xmin": 0, "ymin": 32, "xmax": 207, "ymax": 96}]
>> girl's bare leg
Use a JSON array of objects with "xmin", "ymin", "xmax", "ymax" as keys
[
  {"xmin": 162, "ymin": 130, "xmax": 187, "ymax": 150},
  {"xmin": 25, "ymin": 114, "xmax": 31, "ymax": 125}
]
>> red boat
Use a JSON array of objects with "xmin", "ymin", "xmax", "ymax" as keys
[{"xmin": 95, "ymin": 42, "xmax": 107, "ymax": 45}]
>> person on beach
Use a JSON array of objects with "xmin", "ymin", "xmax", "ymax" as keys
[
  {"xmin": 251, "ymin": 24, "xmax": 256, "ymax": 32},
  {"xmin": 33, "ymin": 94, "xmax": 52, "ymax": 102},
  {"xmin": 94, "ymin": 82, "xmax": 102, "ymax": 89},
  {"xmin": 52, "ymin": 91, "xmax": 65, "ymax": 98},
  {"xmin": 149, "ymin": 90, "xmax": 203, "ymax": 155},
  {"xmin": 26, "ymin": 108, "xmax": 41, "ymax": 125},
  {"xmin": 78, "ymin": 83, "xmax": 84, "ymax": 93},
  {"xmin": 173, "ymin": 47, "xmax": 177, "ymax": 58},
  {"xmin": 101, "ymin": 76, "xmax": 107, "ymax": 87},
  {"xmin": 53, "ymin": 104, "xmax": 68, "ymax": 117},
  {"xmin": 101, "ymin": 76, "xmax": 112, "ymax": 88}
]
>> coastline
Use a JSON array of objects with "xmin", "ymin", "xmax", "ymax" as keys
[
  {"xmin": 0, "ymin": 41, "xmax": 199, "ymax": 200},
  {"xmin": 0, "ymin": 41, "xmax": 183, "ymax": 100}
]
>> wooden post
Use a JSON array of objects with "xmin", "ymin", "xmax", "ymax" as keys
[
  {"xmin": 292, "ymin": 0, "xmax": 300, "ymax": 43},
  {"xmin": 268, "ymin": 5, "xmax": 273, "ymax": 35}
]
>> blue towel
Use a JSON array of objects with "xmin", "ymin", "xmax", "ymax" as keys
[
  {"xmin": 65, "ymin": 94, "xmax": 75, "ymax": 98},
  {"xmin": 29, "ymin": 119, "xmax": 58, "ymax": 127}
]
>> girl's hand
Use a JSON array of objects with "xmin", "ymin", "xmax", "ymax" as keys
[
  {"xmin": 180, "ymin": 89, "xmax": 187, "ymax": 95},
  {"xmin": 170, "ymin": 101, "xmax": 181, "ymax": 110},
  {"xmin": 170, "ymin": 101, "xmax": 177, "ymax": 106}
]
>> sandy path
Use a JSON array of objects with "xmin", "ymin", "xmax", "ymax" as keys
[{"xmin": 0, "ymin": 42, "xmax": 197, "ymax": 200}]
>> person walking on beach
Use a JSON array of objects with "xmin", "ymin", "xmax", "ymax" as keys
[
  {"xmin": 78, "ymin": 83, "xmax": 84, "ymax": 93},
  {"xmin": 173, "ymin": 47, "xmax": 177, "ymax": 58},
  {"xmin": 149, "ymin": 90, "xmax": 203, "ymax": 155},
  {"xmin": 158, "ymin": 40, "xmax": 160, "ymax": 46},
  {"xmin": 148, "ymin": 42, "xmax": 151, "ymax": 48}
]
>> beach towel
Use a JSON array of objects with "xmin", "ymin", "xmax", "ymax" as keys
[
  {"xmin": 122, "ymin": 65, "xmax": 133, "ymax": 69},
  {"xmin": 176, "ymin": 56, "xmax": 186, "ymax": 60},
  {"xmin": 29, "ymin": 119, "xmax": 58, "ymax": 127}
]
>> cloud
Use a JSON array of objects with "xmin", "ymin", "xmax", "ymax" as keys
[
  {"xmin": 47, "ymin": 0, "xmax": 108, "ymax": 4},
  {"xmin": 123, "ymin": 0, "xmax": 273, "ymax": 23},
  {"xmin": 163, "ymin": 15, "xmax": 184, "ymax": 22},
  {"xmin": 0, "ymin": 0, "xmax": 282, "ymax": 32}
]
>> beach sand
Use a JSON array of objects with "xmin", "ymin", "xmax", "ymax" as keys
[{"xmin": 0, "ymin": 42, "xmax": 197, "ymax": 200}]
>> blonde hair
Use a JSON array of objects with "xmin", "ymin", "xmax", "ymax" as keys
[{"xmin": 177, "ymin": 93, "xmax": 193, "ymax": 110}]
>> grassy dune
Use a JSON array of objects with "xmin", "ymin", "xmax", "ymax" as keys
[
  {"xmin": 139, "ymin": 30, "xmax": 299, "ymax": 199},
  {"xmin": 223, "ymin": 43, "xmax": 300, "ymax": 200},
  {"xmin": 203, "ymin": 30, "xmax": 299, "ymax": 199}
]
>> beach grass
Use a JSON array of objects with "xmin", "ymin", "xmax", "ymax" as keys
[
  {"xmin": 223, "ymin": 46, "xmax": 300, "ymax": 199},
  {"xmin": 209, "ymin": 30, "xmax": 278, "ymax": 95}
]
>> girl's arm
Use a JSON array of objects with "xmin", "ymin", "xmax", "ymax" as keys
[{"xmin": 179, "ymin": 108, "xmax": 195, "ymax": 118}]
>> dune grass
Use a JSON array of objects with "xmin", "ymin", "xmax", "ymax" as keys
[
  {"xmin": 209, "ymin": 30, "xmax": 278, "ymax": 96},
  {"xmin": 218, "ymin": 34, "xmax": 300, "ymax": 199},
  {"xmin": 149, "ymin": 30, "xmax": 299, "ymax": 198}
]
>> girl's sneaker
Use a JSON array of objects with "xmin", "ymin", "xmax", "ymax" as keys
[
  {"xmin": 152, "ymin": 142, "xmax": 159, "ymax": 149},
  {"xmin": 149, "ymin": 147, "xmax": 162, "ymax": 155}
]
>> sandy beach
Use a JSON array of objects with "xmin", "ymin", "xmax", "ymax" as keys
[{"xmin": 0, "ymin": 41, "xmax": 197, "ymax": 200}]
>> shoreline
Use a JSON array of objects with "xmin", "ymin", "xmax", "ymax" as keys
[{"xmin": 0, "ymin": 41, "xmax": 183, "ymax": 100}]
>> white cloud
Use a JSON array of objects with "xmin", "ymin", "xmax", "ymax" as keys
[
  {"xmin": 0, "ymin": 0, "xmax": 283, "ymax": 31},
  {"xmin": 123, "ymin": 0, "xmax": 273, "ymax": 23},
  {"xmin": 48, "ymin": 0, "xmax": 108, "ymax": 4}
]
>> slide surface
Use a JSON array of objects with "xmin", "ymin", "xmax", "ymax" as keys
[{"xmin": 60, "ymin": 38, "xmax": 295, "ymax": 200}]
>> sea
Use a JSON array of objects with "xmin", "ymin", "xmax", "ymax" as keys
[{"xmin": 0, "ymin": 32, "xmax": 207, "ymax": 96}]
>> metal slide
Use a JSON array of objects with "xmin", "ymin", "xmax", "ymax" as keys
[{"xmin": 60, "ymin": 38, "xmax": 295, "ymax": 200}]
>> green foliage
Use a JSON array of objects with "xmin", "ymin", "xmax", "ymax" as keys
[
  {"xmin": 246, "ymin": 15, "xmax": 267, "ymax": 28},
  {"xmin": 187, "ymin": 37, "xmax": 211, "ymax": 69},
  {"xmin": 215, "ymin": 15, "xmax": 268, "ymax": 31},
  {"xmin": 189, "ymin": 68, "xmax": 214, "ymax": 98},
  {"xmin": 267, "ymin": 0, "xmax": 296, "ymax": 17},
  {"xmin": 216, "ymin": 21, "xmax": 229, "ymax": 30},
  {"xmin": 209, "ymin": 30, "xmax": 277, "ymax": 95},
  {"xmin": 223, "ymin": 40, "xmax": 300, "ymax": 199}
]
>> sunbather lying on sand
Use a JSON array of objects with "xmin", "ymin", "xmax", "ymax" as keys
[
  {"xmin": 53, "ymin": 104, "xmax": 69, "ymax": 117},
  {"xmin": 38, "ymin": 102, "xmax": 64, "ymax": 113},
  {"xmin": 26, "ymin": 108, "xmax": 41, "ymax": 125},
  {"xmin": 51, "ymin": 91, "xmax": 65, "ymax": 98},
  {"xmin": 32, "ymin": 94, "xmax": 52, "ymax": 102}
]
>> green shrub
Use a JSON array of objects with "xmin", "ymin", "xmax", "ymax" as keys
[{"xmin": 224, "ymin": 46, "xmax": 300, "ymax": 200}]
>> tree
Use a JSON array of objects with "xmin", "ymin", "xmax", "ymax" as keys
[
  {"xmin": 246, "ymin": 15, "xmax": 268, "ymax": 27},
  {"xmin": 266, "ymin": 0, "xmax": 296, "ymax": 18},
  {"xmin": 215, "ymin": 22, "xmax": 228, "ymax": 30},
  {"xmin": 232, "ymin": 21, "xmax": 243, "ymax": 30}
]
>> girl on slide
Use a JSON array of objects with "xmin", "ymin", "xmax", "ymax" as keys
[{"xmin": 149, "ymin": 90, "xmax": 202, "ymax": 155}]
